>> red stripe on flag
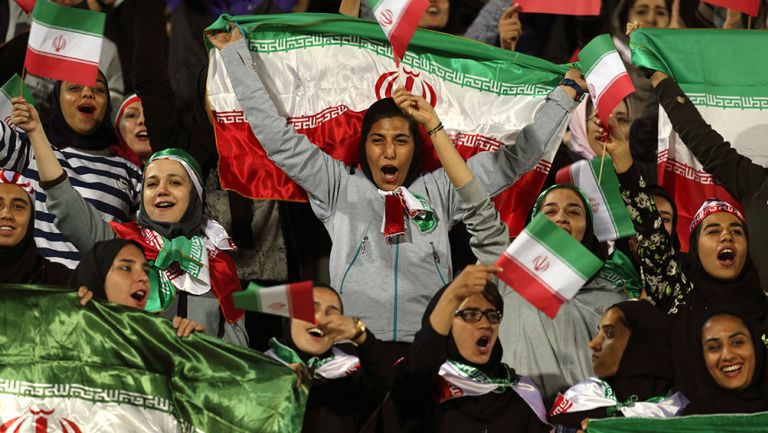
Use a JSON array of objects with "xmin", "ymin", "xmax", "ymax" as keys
[
  {"xmin": 517, "ymin": 0, "xmax": 601, "ymax": 16},
  {"xmin": 24, "ymin": 47, "xmax": 99, "ymax": 86},
  {"xmin": 595, "ymin": 73, "xmax": 634, "ymax": 128},
  {"xmin": 388, "ymin": 0, "xmax": 430, "ymax": 61},
  {"xmin": 555, "ymin": 164, "xmax": 575, "ymax": 186},
  {"xmin": 15, "ymin": 0, "xmax": 35, "ymax": 13},
  {"xmin": 495, "ymin": 252, "xmax": 566, "ymax": 319},
  {"xmin": 493, "ymin": 165, "xmax": 549, "ymax": 237},
  {"xmin": 287, "ymin": 281, "xmax": 316, "ymax": 324},
  {"xmin": 701, "ymin": 0, "xmax": 760, "ymax": 16}
]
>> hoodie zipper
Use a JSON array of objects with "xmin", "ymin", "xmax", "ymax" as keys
[
  {"xmin": 339, "ymin": 235, "xmax": 368, "ymax": 294},
  {"xmin": 430, "ymin": 241, "xmax": 446, "ymax": 286}
]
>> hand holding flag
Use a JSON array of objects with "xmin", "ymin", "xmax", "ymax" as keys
[
  {"xmin": 578, "ymin": 34, "xmax": 635, "ymax": 129},
  {"xmin": 0, "ymin": 74, "xmax": 36, "ymax": 131},
  {"xmin": 495, "ymin": 214, "xmax": 603, "ymax": 318}
]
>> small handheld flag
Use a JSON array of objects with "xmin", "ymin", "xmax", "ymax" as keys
[
  {"xmin": 15, "ymin": 0, "xmax": 36, "ymax": 13},
  {"xmin": 579, "ymin": 34, "xmax": 635, "ymax": 128},
  {"xmin": 234, "ymin": 281, "xmax": 316, "ymax": 324},
  {"xmin": 24, "ymin": 0, "xmax": 106, "ymax": 86},
  {"xmin": 368, "ymin": 0, "xmax": 429, "ymax": 62},
  {"xmin": 495, "ymin": 214, "xmax": 603, "ymax": 318},
  {"xmin": 556, "ymin": 157, "xmax": 636, "ymax": 242},
  {"xmin": 0, "ymin": 74, "xmax": 37, "ymax": 131},
  {"xmin": 517, "ymin": 0, "xmax": 601, "ymax": 16}
]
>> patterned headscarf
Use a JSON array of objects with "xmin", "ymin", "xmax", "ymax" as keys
[
  {"xmin": 0, "ymin": 169, "xmax": 35, "ymax": 204},
  {"xmin": 689, "ymin": 199, "xmax": 745, "ymax": 235}
]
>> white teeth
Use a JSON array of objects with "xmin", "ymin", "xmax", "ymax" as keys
[
  {"xmin": 156, "ymin": 202, "xmax": 174, "ymax": 208},
  {"xmin": 0, "ymin": 226, "xmax": 13, "ymax": 231},
  {"xmin": 722, "ymin": 364, "xmax": 741, "ymax": 373},
  {"xmin": 307, "ymin": 327, "xmax": 325, "ymax": 337}
]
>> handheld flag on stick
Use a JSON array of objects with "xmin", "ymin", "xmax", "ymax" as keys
[
  {"xmin": 701, "ymin": 0, "xmax": 760, "ymax": 17},
  {"xmin": 0, "ymin": 74, "xmax": 36, "ymax": 131},
  {"xmin": 495, "ymin": 214, "xmax": 603, "ymax": 318},
  {"xmin": 556, "ymin": 157, "xmax": 636, "ymax": 242},
  {"xmin": 517, "ymin": 0, "xmax": 601, "ymax": 16},
  {"xmin": 579, "ymin": 34, "xmax": 635, "ymax": 128},
  {"xmin": 24, "ymin": 0, "xmax": 105, "ymax": 86},
  {"xmin": 368, "ymin": 0, "xmax": 429, "ymax": 62},
  {"xmin": 234, "ymin": 281, "xmax": 316, "ymax": 323},
  {"xmin": 14, "ymin": 0, "xmax": 36, "ymax": 13}
]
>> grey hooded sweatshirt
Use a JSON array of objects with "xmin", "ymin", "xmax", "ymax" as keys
[{"xmin": 221, "ymin": 39, "xmax": 578, "ymax": 342}]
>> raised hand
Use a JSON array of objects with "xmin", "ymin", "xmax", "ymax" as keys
[
  {"xmin": 446, "ymin": 264, "xmax": 502, "ymax": 301},
  {"xmin": 77, "ymin": 286, "xmax": 93, "ymax": 306},
  {"xmin": 322, "ymin": 315, "xmax": 366, "ymax": 344},
  {"xmin": 589, "ymin": 113, "xmax": 632, "ymax": 173},
  {"xmin": 393, "ymin": 86, "xmax": 440, "ymax": 130},
  {"xmin": 498, "ymin": 4, "xmax": 522, "ymax": 51},
  {"xmin": 561, "ymin": 69, "xmax": 588, "ymax": 101},
  {"xmin": 206, "ymin": 23, "xmax": 244, "ymax": 51},
  {"xmin": 10, "ymin": 97, "xmax": 41, "ymax": 135}
]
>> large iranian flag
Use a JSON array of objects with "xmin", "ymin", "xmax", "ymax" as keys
[
  {"xmin": 25, "ymin": 0, "xmax": 105, "ymax": 86},
  {"xmin": 586, "ymin": 411, "xmax": 768, "ymax": 432},
  {"xmin": 205, "ymin": 13, "xmax": 569, "ymax": 237},
  {"xmin": 630, "ymin": 29, "xmax": 767, "ymax": 251},
  {"xmin": 0, "ymin": 285, "xmax": 306, "ymax": 433},
  {"xmin": 495, "ymin": 214, "xmax": 603, "ymax": 318}
]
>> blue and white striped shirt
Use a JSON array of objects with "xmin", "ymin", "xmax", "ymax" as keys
[{"xmin": 0, "ymin": 122, "xmax": 142, "ymax": 269}]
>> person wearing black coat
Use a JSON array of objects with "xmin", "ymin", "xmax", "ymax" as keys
[
  {"xmin": 0, "ymin": 169, "xmax": 69, "ymax": 285},
  {"xmin": 264, "ymin": 282, "xmax": 394, "ymax": 433},
  {"xmin": 388, "ymin": 265, "xmax": 550, "ymax": 433}
]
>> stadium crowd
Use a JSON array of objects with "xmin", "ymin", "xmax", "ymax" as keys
[{"xmin": 1, "ymin": 0, "xmax": 767, "ymax": 431}]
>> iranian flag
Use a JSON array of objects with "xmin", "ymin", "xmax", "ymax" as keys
[
  {"xmin": 586, "ymin": 411, "xmax": 768, "ymax": 433},
  {"xmin": 0, "ymin": 285, "xmax": 306, "ymax": 433},
  {"xmin": 495, "ymin": 214, "xmax": 603, "ymax": 318},
  {"xmin": 701, "ymin": 0, "xmax": 760, "ymax": 17},
  {"xmin": 368, "ymin": 0, "xmax": 429, "ymax": 62},
  {"xmin": 579, "ymin": 34, "xmax": 635, "ymax": 127},
  {"xmin": 630, "ymin": 29, "xmax": 765, "ymax": 251},
  {"xmin": 0, "ymin": 74, "xmax": 36, "ymax": 131},
  {"xmin": 234, "ymin": 281, "xmax": 316, "ymax": 323},
  {"xmin": 205, "ymin": 13, "xmax": 570, "ymax": 237},
  {"xmin": 24, "ymin": 0, "xmax": 105, "ymax": 86},
  {"xmin": 517, "ymin": 0, "xmax": 601, "ymax": 16},
  {"xmin": 555, "ymin": 156, "xmax": 636, "ymax": 242}
]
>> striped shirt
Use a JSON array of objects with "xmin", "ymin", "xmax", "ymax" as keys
[{"xmin": 0, "ymin": 121, "xmax": 142, "ymax": 269}]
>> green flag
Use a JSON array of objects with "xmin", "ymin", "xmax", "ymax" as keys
[
  {"xmin": 587, "ymin": 411, "xmax": 768, "ymax": 432},
  {"xmin": 0, "ymin": 74, "xmax": 36, "ymax": 130},
  {"xmin": 0, "ymin": 284, "xmax": 307, "ymax": 432}
]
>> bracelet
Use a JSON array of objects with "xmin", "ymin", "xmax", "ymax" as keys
[
  {"xmin": 560, "ymin": 78, "xmax": 586, "ymax": 101},
  {"xmin": 427, "ymin": 122, "xmax": 444, "ymax": 136},
  {"xmin": 351, "ymin": 317, "xmax": 366, "ymax": 343}
]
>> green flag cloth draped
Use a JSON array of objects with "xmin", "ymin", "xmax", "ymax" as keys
[
  {"xmin": 0, "ymin": 284, "xmax": 306, "ymax": 432},
  {"xmin": 587, "ymin": 411, "xmax": 768, "ymax": 432}
]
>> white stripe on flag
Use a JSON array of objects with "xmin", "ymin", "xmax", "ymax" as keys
[
  {"xmin": 572, "ymin": 161, "xmax": 619, "ymax": 240},
  {"xmin": 371, "ymin": 0, "xmax": 409, "ymax": 39},
  {"xmin": 504, "ymin": 229, "xmax": 589, "ymax": 300},
  {"xmin": 28, "ymin": 21, "xmax": 101, "ymax": 64},
  {"xmin": 585, "ymin": 51, "xmax": 626, "ymax": 104},
  {"xmin": 257, "ymin": 284, "xmax": 291, "ymax": 318}
]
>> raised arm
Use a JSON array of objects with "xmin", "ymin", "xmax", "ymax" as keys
[
  {"xmin": 650, "ymin": 71, "xmax": 768, "ymax": 202},
  {"xmin": 596, "ymin": 113, "xmax": 692, "ymax": 314},
  {"xmin": 11, "ymin": 98, "xmax": 114, "ymax": 251},
  {"xmin": 209, "ymin": 28, "xmax": 347, "ymax": 221}
]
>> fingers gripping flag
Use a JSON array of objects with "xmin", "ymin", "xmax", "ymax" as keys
[
  {"xmin": 495, "ymin": 214, "xmax": 603, "ymax": 318},
  {"xmin": 579, "ymin": 34, "xmax": 635, "ymax": 128},
  {"xmin": 234, "ymin": 281, "xmax": 316, "ymax": 324},
  {"xmin": 0, "ymin": 74, "xmax": 36, "ymax": 131},
  {"xmin": 368, "ymin": 0, "xmax": 430, "ymax": 62}
]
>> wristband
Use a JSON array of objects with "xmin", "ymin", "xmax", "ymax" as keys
[
  {"xmin": 427, "ymin": 122, "xmax": 444, "ymax": 136},
  {"xmin": 560, "ymin": 78, "xmax": 586, "ymax": 101}
]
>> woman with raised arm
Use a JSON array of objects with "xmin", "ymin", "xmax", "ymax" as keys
[
  {"xmin": 207, "ymin": 25, "xmax": 584, "ymax": 347},
  {"xmin": 1, "ymin": 72, "xmax": 142, "ymax": 269},
  {"xmin": 11, "ymin": 98, "xmax": 247, "ymax": 346}
]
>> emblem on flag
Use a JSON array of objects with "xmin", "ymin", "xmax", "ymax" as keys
[
  {"xmin": 380, "ymin": 9, "xmax": 394, "ymax": 26},
  {"xmin": 0, "ymin": 406, "xmax": 83, "ymax": 433},
  {"xmin": 532, "ymin": 255, "xmax": 550, "ymax": 272},
  {"xmin": 52, "ymin": 35, "xmax": 66, "ymax": 52},
  {"xmin": 375, "ymin": 68, "xmax": 437, "ymax": 107}
]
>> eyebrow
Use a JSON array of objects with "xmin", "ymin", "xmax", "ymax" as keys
[
  {"xmin": 702, "ymin": 222, "xmax": 745, "ymax": 231},
  {"xmin": 542, "ymin": 202, "xmax": 583, "ymax": 209}
]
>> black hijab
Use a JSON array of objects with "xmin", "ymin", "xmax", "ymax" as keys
[
  {"xmin": 684, "ymin": 308, "xmax": 768, "ymax": 415},
  {"xmin": 44, "ymin": 70, "xmax": 117, "ymax": 151},
  {"xmin": 278, "ymin": 283, "xmax": 343, "ymax": 364},
  {"xmin": 645, "ymin": 184, "xmax": 681, "ymax": 252},
  {"xmin": 605, "ymin": 300, "xmax": 675, "ymax": 402},
  {"xmin": 358, "ymin": 98, "xmax": 424, "ymax": 189},
  {"xmin": 68, "ymin": 239, "xmax": 143, "ymax": 301}
]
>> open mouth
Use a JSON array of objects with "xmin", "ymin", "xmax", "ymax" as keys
[
  {"xmin": 130, "ymin": 289, "xmax": 147, "ymax": 302},
  {"xmin": 0, "ymin": 225, "xmax": 16, "ymax": 234},
  {"xmin": 717, "ymin": 248, "xmax": 735, "ymax": 265},
  {"xmin": 135, "ymin": 130, "xmax": 149, "ymax": 141},
  {"xmin": 307, "ymin": 327, "xmax": 325, "ymax": 338},
  {"xmin": 380, "ymin": 165, "xmax": 399, "ymax": 184},
  {"xmin": 475, "ymin": 336, "xmax": 491, "ymax": 353},
  {"xmin": 77, "ymin": 103, "xmax": 96, "ymax": 116},
  {"xmin": 155, "ymin": 201, "xmax": 175, "ymax": 210},
  {"xmin": 426, "ymin": 5, "xmax": 439, "ymax": 14},
  {"xmin": 721, "ymin": 363, "xmax": 743, "ymax": 377}
]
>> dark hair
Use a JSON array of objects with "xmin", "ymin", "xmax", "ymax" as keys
[
  {"xmin": 358, "ymin": 98, "xmax": 423, "ymax": 188},
  {"xmin": 606, "ymin": 305, "xmax": 632, "ymax": 330},
  {"xmin": 618, "ymin": 0, "xmax": 674, "ymax": 25},
  {"xmin": 482, "ymin": 280, "xmax": 504, "ymax": 316}
]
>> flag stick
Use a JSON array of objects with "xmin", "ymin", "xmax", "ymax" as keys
[
  {"xmin": 748, "ymin": 15, "xmax": 752, "ymax": 29},
  {"xmin": 598, "ymin": 139, "xmax": 607, "ymax": 184},
  {"xmin": 19, "ymin": 67, "xmax": 26, "ymax": 98},
  {"xmin": 456, "ymin": 296, "xmax": 470, "ymax": 313}
]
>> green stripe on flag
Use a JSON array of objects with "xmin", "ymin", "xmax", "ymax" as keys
[
  {"xmin": 579, "ymin": 34, "xmax": 617, "ymax": 77},
  {"xmin": 368, "ymin": 0, "xmax": 384, "ymax": 9},
  {"xmin": 33, "ymin": 0, "xmax": 106, "ymax": 36},
  {"xmin": 587, "ymin": 156, "xmax": 635, "ymax": 238},
  {"xmin": 0, "ymin": 74, "xmax": 36, "ymax": 106},
  {"xmin": 234, "ymin": 282, "xmax": 265, "ymax": 312},
  {"xmin": 587, "ymin": 411, "xmax": 768, "ymax": 433},
  {"xmin": 205, "ymin": 13, "xmax": 569, "ymax": 92},
  {"xmin": 630, "ymin": 28, "xmax": 768, "ymax": 99},
  {"xmin": 524, "ymin": 214, "xmax": 604, "ymax": 280}
]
